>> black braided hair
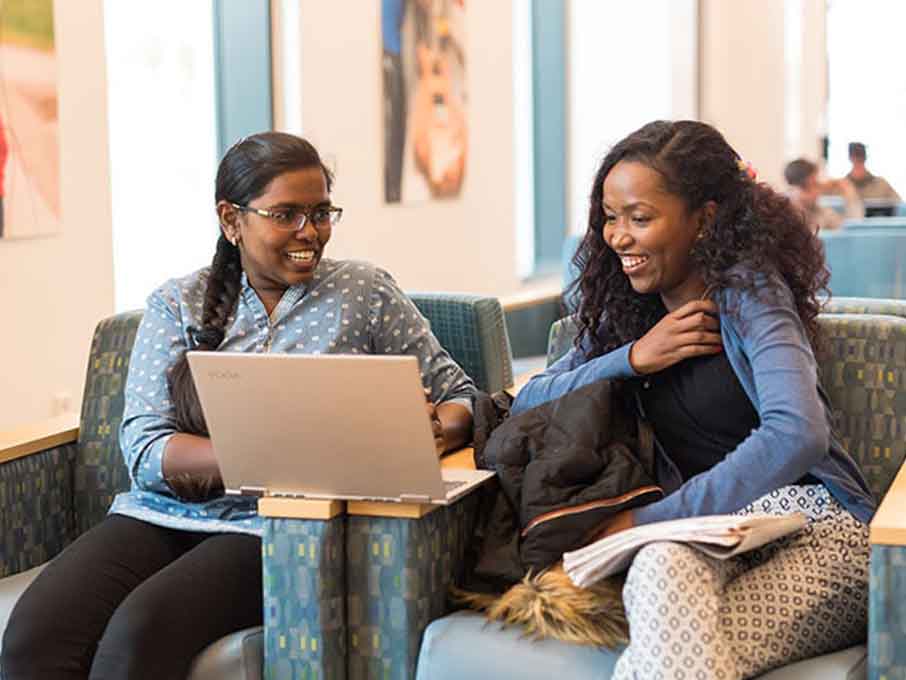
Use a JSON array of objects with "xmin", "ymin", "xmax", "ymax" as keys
[
  {"xmin": 567, "ymin": 120, "xmax": 829, "ymax": 360},
  {"xmin": 167, "ymin": 132, "xmax": 333, "ymax": 436}
]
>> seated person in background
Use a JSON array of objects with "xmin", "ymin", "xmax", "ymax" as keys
[
  {"xmin": 784, "ymin": 157, "xmax": 862, "ymax": 233},
  {"xmin": 516, "ymin": 120, "xmax": 875, "ymax": 679},
  {"xmin": 1, "ymin": 132, "xmax": 475, "ymax": 680},
  {"xmin": 847, "ymin": 141, "xmax": 902, "ymax": 202}
]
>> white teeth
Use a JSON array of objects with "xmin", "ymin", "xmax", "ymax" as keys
[
  {"xmin": 620, "ymin": 255, "xmax": 648, "ymax": 270},
  {"xmin": 287, "ymin": 250, "xmax": 315, "ymax": 262}
]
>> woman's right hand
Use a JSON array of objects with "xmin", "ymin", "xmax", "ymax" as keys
[{"xmin": 628, "ymin": 299, "xmax": 722, "ymax": 375}]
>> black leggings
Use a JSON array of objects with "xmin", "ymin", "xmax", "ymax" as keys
[{"xmin": 1, "ymin": 514, "xmax": 262, "ymax": 680}]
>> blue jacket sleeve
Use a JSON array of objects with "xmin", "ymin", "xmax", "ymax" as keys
[
  {"xmin": 633, "ymin": 282, "xmax": 829, "ymax": 525},
  {"xmin": 511, "ymin": 341, "xmax": 639, "ymax": 415}
]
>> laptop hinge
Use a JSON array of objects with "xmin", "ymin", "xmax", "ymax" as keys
[
  {"xmin": 400, "ymin": 494, "xmax": 432, "ymax": 504},
  {"xmin": 239, "ymin": 486, "xmax": 268, "ymax": 498}
]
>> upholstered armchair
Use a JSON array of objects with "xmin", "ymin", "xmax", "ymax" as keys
[
  {"xmin": 0, "ymin": 292, "xmax": 513, "ymax": 680},
  {"xmin": 407, "ymin": 309, "xmax": 906, "ymax": 680}
]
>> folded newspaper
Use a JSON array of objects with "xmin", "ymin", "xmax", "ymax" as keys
[{"xmin": 563, "ymin": 512, "xmax": 808, "ymax": 588}]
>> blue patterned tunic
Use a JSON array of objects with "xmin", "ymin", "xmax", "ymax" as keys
[{"xmin": 111, "ymin": 258, "xmax": 475, "ymax": 536}]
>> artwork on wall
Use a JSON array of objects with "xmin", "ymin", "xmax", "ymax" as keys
[
  {"xmin": 381, "ymin": 0, "xmax": 467, "ymax": 204},
  {"xmin": 0, "ymin": 0, "xmax": 59, "ymax": 239}
]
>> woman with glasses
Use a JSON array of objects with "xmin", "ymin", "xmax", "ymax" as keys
[{"xmin": 2, "ymin": 132, "xmax": 475, "ymax": 680}]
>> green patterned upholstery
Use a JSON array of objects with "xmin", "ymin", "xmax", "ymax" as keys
[
  {"xmin": 817, "ymin": 314, "xmax": 906, "ymax": 499},
  {"xmin": 0, "ymin": 312, "xmax": 140, "ymax": 579},
  {"xmin": 345, "ymin": 494, "xmax": 480, "ymax": 679},
  {"xmin": 0, "ymin": 444, "xmax": 77, "ymax": 576},
  {"xmin": 410, "ymin": 293, "xmax": 514, "ymax": 394},
  {"xmin": 824, "ymin": 297, "xmax": 906, "ymax": 319},
  {"xmin": 74, "ymin": 311, "xmax": 142, "ymax": 534},
  {"xmin": 263, "ymin": 516, "xmax": 346, "ymax": 680},
  {"xmin": 546, "ymin": 315, "xmax": 579, "ymax": 367}
]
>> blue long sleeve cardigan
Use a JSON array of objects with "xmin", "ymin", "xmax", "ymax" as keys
[{"xmin": 513, "ymin": 272, "xmax": 876, "ymax": 526}]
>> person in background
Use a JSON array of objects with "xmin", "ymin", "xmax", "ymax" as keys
[
  {"xmin": 1, "ymin": 132, "xmax": 475, "ymax": 679},
  {"xmin": 516, "ymin": 120, "xmax": 874, "ymax": 679},
  {"xmin": 784, "ymin": 157, "xmax": 863, "ymax": 233},
  {"xmin": 847, "ymin": 141, "xmax": 902, "ymax": 202}
]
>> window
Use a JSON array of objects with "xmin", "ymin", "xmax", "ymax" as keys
[
  {"xmin": 825, "ymin": 0, "xmax": 906, "ymax": 195},
  {"xmin": 104, "ymin": 1, "xmax": 219, "ymax": 312}
]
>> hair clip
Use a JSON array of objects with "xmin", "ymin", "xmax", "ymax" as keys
[{"xmin": 736, "ymin": 158, "xmax": 758, "ymax": 181}]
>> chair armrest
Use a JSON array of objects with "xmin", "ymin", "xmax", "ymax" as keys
[
  {"xmin": 0, "ymin": 415, "xmax": 80, "ymax": 577},
  {"xmin": 259, "ymin": 503, "xmax": 347, "ymax": 679},
  {"xmin": 345, "ymin": 491, "xmax": 482, "ymax": 679},
  {"xmin": 870, "ymin": 462, "xmax": 906, "ymax": 547},
  {"xmin": 868, "ymin": 462, "xmax": 906, "ymax": 677}
]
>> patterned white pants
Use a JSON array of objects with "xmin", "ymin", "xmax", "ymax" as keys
[{"xmin": 612, "ymin": 485, "xmax": 870, "ymax": 680}]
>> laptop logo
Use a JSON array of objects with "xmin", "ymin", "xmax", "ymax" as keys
[{"xmin": 208, "ymin": 370, "xmax": 240, "ymax": 381}]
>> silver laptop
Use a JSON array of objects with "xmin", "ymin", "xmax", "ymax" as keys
[{"xmin": 187, "ymin": 352, "xmax": 494, "ymax": 504}]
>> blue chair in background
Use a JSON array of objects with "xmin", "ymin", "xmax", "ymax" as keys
[
  {"xmin": 842, "ymin": 217, "xmax": 906, "ymax": 230},
  {"xmin": 820, "ymin": 230, "xmax": 906, "ymax": 298},
  {"xmin": 818, "ymin": 194, "xmax": 847, "ymax": 215}
]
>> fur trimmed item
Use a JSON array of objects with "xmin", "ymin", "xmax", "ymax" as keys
[{"xmin": 453, "ymin": 564, "xmax": 628, "ymax": 649}]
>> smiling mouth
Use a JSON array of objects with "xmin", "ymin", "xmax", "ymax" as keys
[
  {"xmin": 286, "ymin": 250, "xmax": 317, "ymax": 263},
  {"xmin": 619, "ymin": 254, "xmax": 649, "ymax": 272}
]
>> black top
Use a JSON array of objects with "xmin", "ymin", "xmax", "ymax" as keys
[{"xmin": 638, "ymin": 351, "xmax": 760, "ymax": 481}]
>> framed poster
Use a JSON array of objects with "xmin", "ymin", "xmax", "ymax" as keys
[
  {"xmin": 0, "ymin": 0, "xmax": 59, "ymax": 239},
  {"xmin": 381, "ymin": 0, "xmax": 467, "ymax": 204}
]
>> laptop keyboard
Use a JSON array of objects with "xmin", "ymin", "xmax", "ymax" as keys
[{"xmin": 444, "ymin": 480, "xmax": 468, "ymax": 493}]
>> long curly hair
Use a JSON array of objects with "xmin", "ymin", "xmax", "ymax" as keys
[{"xmin": 568, "ymin": 120, "xmax": 829, "ymax": 359}]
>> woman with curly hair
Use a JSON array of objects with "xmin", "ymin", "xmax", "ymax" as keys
[{"xmin": 514, "ymin": 120, "xmax": 875, "ymax": 678}]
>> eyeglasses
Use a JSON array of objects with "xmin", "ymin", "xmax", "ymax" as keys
[{"xmin": 231, "ymin": 203, "xmax": 343, "ymax": 231}]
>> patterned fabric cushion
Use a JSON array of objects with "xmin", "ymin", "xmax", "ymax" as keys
[
  {"xmin": 545, "ymin": 313, "xmax": 906, "ymax": 500},
  {"xmin": 262, "ymin": 516, "xmax": 346, "ymax": 680},
  {"xmin": 818, "ymin": 314, "xmax": 906, "ymax": 499},
  {"xmin": 346, "ymin": 494, "xmax": 480, "ymax": 679},
  {"xmin": 546, "ymin": 315, "xmax": 579, "ymax": 367},
  {"xmin": 0, "ymin": 444, "xmax": 77, "ymax": 576},
  {"xmin": 410, "ymin": 294, "xmax": 514, "ymax": 394},
  {"xmin": 74, "ymin": 311, "xmax": 142, "ymax": 534}
]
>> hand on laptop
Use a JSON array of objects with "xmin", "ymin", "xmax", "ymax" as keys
[{"xmin": 424, "ymin": 388, "xmax": 446, "ymax": 457}]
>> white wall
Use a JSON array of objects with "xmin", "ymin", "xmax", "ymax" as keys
[
  {"xmin": 566, "ymin": 0, "xmax": 698, "ymax": 235},
  {"xmin": 277, "ymin": 1, "xmax": 547, "ymax": 297},
  {"xmin": 700, "ymin": 0, "xmax": 788, "ymax": 189},
  {"xmin": 0, "ymin": 0, "xmax": 114, "ymax": 429}
]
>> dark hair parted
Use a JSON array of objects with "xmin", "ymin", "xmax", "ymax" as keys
[
  {"xmin": 784, "ymin": 158, "xmax": 817, "ymax": 188},
  {"xmin": 168, "ymin": 132, "xmax": 334, "ymax": 436},
  {"xmin": 569, "ymin": 120, "xmax": 829, "ymax": 360}
]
